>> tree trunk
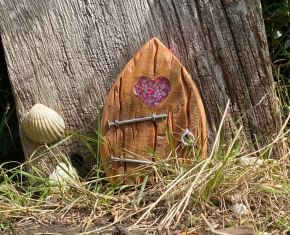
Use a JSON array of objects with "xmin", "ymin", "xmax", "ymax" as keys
[{"xmin": 0, "ymin": 0, "xmax": 282, "ymax": 174}]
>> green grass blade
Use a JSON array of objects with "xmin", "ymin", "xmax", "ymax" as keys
[{"xmin": 136, "ymin": 174, "xmax": 148, "ymax": 207}]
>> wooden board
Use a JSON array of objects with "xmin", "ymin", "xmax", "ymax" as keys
[
  {"xmin": 100, "ymin": 38, "xmax": 207, "ymax": 184},
  {"xmin": 0, "ymin": 1, "xmax": 281, "ymax": 176}
]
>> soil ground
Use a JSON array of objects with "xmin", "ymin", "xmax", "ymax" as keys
[
  {"xmin": 2, "ymin": 223, "xmax": 209, "ymax": 235},
  {"xmin": 1, "ymin": 213, "xmax": 213, "ymax": 235}
]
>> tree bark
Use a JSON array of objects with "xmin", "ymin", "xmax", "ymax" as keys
[{"xmin": 0, "ymin": 0, "xmax": 282, "ymax": 174}]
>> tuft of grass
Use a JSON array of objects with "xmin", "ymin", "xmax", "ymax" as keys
[{"xmin": 0, "ymin": 99, "xmax": 289, "ymax": 234}]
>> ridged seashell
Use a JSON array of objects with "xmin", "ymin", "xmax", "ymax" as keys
[
  {"xmin": 233, "ymin": 203, "xmax": 249, "ymax": 216},
  {"xmin": 49, "ymin": 162, "xmax": 78, "ymax": 184},
  {"xmin": 49, "ymin": 162, "xmax": 78, "ymax": 192},
  {"xmin": 22, "ymin": 104, "xmax": 65, "ymax": 143}
]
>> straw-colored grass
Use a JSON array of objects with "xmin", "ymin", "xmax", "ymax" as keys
[{"xmin": 0, "ymin": 102, "xmax": 289, "ymax": 235}]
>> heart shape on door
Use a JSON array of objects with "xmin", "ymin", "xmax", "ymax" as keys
[{"xmin": 133, "ymin": 76, "xmax": 171, "ymax": 107}]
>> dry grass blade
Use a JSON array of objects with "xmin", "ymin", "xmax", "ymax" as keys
[
  {"xmin": 130, "ymin": 100, "xmax": 231, "ymax": 230},
  {"xmin": 1, "ymin": 101, "xmax": 290, "ymax": 234},
  {"xmin": 201, "ymin": 213, "xmax": 233, "ymax": 235}
]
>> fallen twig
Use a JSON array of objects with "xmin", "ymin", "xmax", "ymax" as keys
[{"xmin": 201, "ymin": 213, "xmax": 233, "ymax": 235}]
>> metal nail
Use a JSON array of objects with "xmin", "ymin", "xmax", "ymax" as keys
[
  {"xmin": 111, "ymin": 156, "xmax": 153, "ymax": 165},
  {"xmin": 111, "ymin": 156, "xmax": 170, "ymax": 166},
  {"xmin": 108, "ymin": 113, "xmax": 167, "ymax": 128}
]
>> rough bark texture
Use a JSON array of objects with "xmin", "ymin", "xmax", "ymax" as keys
[{"xmin": 0, "ymin": 0, "xmax": 282, "ymax": 174}]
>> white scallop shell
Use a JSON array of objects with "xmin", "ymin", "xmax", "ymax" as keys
[
  {"xmin": 233, "ymin": 203, "xmax": 249, "ymax": 216},
  {"xmin": 22, "ymin": 104, "xmax": 65, "ymax": 143},
  {"xmin": 49, "ymin": 162, "xmax": 78, "ymax": 192},
  {"xmin": 49, "ymin": 162, "xmax": 78, "ymax": 184}
]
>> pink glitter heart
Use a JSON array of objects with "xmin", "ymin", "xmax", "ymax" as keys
[{"xmin": 133, "ymin": 76, "xmax": 171, "ymax": 107}]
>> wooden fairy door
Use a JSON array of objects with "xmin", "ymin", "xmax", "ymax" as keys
[{"xmin": 100, "ymin": 38, "xmax": 207, "ymax": 184}]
